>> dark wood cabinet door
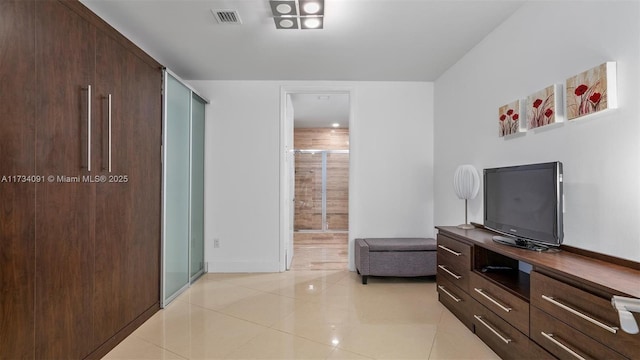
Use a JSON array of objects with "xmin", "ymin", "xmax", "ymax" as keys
[
  {"xmin": 1, "ymin": 0, "xmax": 161, "ymax": 358},
  {"xmin": 93, "ymin": 28, "xmax": 161, "ymax": 345},
  {"xmin": 34, "ymin": 1, "xmax": 96, "ymax": 358},
  {"xmin": 0, "ymin": 1, "xmax": 36, "ymax": 358},
  {"xmin": 93, "ymin": 28, "xmax": 132, "ymax": 346},
  {"xmin": 122, "ymin": 45, "xmax": 162, "ymax": 324}
]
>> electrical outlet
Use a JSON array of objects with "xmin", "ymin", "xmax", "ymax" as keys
[{"xmin": 213, "ymin": 238, "xmax": 220, "ymax": 248}]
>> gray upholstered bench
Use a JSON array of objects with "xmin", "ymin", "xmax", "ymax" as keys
[{"xmin": 354, "ymin": 238, "xmax": 437, "ymax": 284}]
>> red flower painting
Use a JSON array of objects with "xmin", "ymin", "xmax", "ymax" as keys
[
  {"xmin": 526, "ymin": 85, "xmax": 557, "ymax": 130},
  {"xmin": 498, "ymin": 100, "xmax": 520, "ymax": 137},
  {"xmin": 566, "ymin": 62, "xmax": 615, "ymax": 120}
]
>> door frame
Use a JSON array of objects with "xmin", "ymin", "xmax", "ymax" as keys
[{"xmin": 279, "ymin": 86, "xmax": 354, "ymax": 272}]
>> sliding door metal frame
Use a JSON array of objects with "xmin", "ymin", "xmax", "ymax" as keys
[
  {"xmin": 189, "ymin": 92, "xmax": 207, "ymax": 284},
  {"xmin": 321, "ymin": 152, "xmax": 327, "ymax": 230}
]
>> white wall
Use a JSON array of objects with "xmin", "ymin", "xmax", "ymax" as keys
[
  {"xmin": 434, "ymin": 1, "xmax": 640, "ymax": 261},
  {"xmin": 188, "ymin": 80, "xmax": 434, "ymax": 272}
]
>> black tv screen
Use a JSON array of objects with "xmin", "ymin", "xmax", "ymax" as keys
[{"xmin": 484, "ymin": 162, "xmax": 563, "ymax": 247}]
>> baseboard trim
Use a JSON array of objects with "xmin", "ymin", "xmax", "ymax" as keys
[{"xmin": 207, "ymin": 261, "xmax": 282, "ymax": 273}]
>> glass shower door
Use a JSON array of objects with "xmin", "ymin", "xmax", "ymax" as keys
[
  {"xmin": 294, "ymin": 150, "xmax": 349, "ymax": 232},
  {"xmin": 326, "ymin": 151, "xmax": 349, "ymax": 231},
  {"xmin": 294, "ymin": 151, "xmax": 323, "ymax": 231}
]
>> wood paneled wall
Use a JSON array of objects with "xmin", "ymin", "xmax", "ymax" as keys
[{"xmin": 294, "ymin": 128, "xmax": 349, "ymax": 150}]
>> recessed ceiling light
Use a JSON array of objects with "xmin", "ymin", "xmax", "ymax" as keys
[
  {"xmin": 303, "ymin": 2, "xmax": 321, "ymax": 14},
  {"xmin": 332, "ymin": 123, "xmax": 340, "ymax": 128},
  {"xmin": 279, "ymin": 18, "xmax": 295, "ymax": 28},
  {"xmin": 302, "ymin": 17, "xmax": 321, "ymax": 29},
  {"xmin": 276, "ymin": 4, "xmax": 292, "ymax": 14}
]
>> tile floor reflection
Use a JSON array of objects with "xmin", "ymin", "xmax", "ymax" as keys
[{"xmin": 103, "ymin": 271, "xmax": 499, "ymax": 359}]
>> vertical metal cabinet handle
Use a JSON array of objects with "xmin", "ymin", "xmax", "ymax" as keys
[
  {"xmin": 438, "ymin": 285, "xmax": 461, "ymax": 302},
  {"xmin": 438, "ymin": 244, "xmax": 462, "ymax": 256},
  {"xmin": 541, "ymin": 295, "xmax": 618, "ymax": 334},
  {"xmin": 474, "ymin": 288, "xmax": 512, "ymax": 313},
  {"xmin": 540, "ymin": 332, "xmax": 586, "ymax": 360},
  {"xmin": 438, "ymin": 265, "xmax": 462, "ymax": 280},
  {"xmin": 87, "ymin": 85, "xmax": 92, "ymax": 171},
  {"xmin": 108, "ymin": 94, "xmax": 112, "ymax": 172},
  {"xmin": 474, "ymin": 315, "xmax": 512, "ymax": 344}
]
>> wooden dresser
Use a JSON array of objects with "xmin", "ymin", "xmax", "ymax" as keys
[{"xmin": 436, "ymin": 226, "xmax": 640, "ymax": 360}]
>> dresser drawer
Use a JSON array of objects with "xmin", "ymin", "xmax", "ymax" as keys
[
  {"xmin": 437, "ymin": 234, "xmax": 471, "ymax": 292},
  {"xmin": 531, "ymin": 271, "xmax": 640, "ymax": 359},
  {"xmin": 531, "ymin": 307, "xmax": 626, "ymax": 360},
  {"xmin": 472, "ymin": 303, "xmax": 543, "ymax": 360},
  {"xmin": 470, "ymin": 271, "xmax": 529, "ymax": 336},
  {"xmin": 437, "ymin": 276, "xmax": 476, "ymax": 331}
]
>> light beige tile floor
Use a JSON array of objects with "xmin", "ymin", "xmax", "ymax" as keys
[
  {"xmin": 103, "ymin": 271, "xmax": 500, "ymax": 360},
  {"xmin": 291, "ymin": 232, "xmax": 348, "ymax": 270}
]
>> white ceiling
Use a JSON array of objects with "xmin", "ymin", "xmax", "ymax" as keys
[
  {"xmin": 290, "ymin": 93, "xmax": 350, "ymax": 128},
  {"xmin": 81, "ymin": 0, "xmax": 524, "ymax": 128},
  {"xmin": 80, "ymin": 0, "xmax": 525, "ymax": 82}
]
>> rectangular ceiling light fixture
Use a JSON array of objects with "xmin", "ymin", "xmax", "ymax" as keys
[{"xmin": 270, "ymin": 0, "xmax": 324, "ymax": 29}]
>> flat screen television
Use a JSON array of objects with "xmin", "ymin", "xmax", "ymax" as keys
[{"xmin": 483, "ymin": 161, "xmax": 563, "ymax": 251}]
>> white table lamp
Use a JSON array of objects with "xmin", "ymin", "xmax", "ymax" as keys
[{"xmin": 453, "ymin": 165, "xmax": 480, "ymax": 229}]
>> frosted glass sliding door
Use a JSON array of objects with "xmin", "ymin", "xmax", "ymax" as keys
[
  {"xmin": 162, "ymin": 71, "xmax": 208, "ymax": 307},
  {"xmin": 190, "ymin": 94, "xmax": 206, "ymax": 281},
  {"xmin": 163, "ymin": 73, "xmax": 191, "ymax": 306}
]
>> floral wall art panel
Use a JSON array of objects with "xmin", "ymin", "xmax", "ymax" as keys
[
  {"xmin": 526, "ymin": 84, "xmax": 560, "ymax": 130},
  {"xmin": 498, "ymin": 100, "xmax": 521, "ymax": 137},
  {"xmin": 566, "ymin": 62, "xmax": 617, "ymax": 120}
]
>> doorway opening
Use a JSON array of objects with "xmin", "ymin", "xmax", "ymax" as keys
[
  {"xmin": 280, "ymin": 90, "xmax": 351, "ymax": 271},
  {"xmin": 292, "ymin": 147, "xmax": 349, "ymax": 269}
]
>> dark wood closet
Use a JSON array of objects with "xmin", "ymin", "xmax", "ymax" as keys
[{"xmin": 0, "ymin": 1, "xmax": 162, "ymax": 359}]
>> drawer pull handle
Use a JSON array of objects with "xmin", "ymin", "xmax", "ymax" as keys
[
  {"xmin": 474, "ymin": 288, "xmax": 512, "ymax": 313},
  {"xmin": 540, "ymin": 332, "xmax": 586, "ymax": 360},
  {"xmin": 438, "ymin": 245, "xmax": 462, "ymax": 256},
  {"xmin": 541, "ymin": 295, "xmax": 618, "ymax": 334},
  {"xmin": 474, "ymin": 315, "xmax": 512, "ymax": 344},
  {"xmin": 438, "ymin": 285, "xmax": 461, "ymax": 302},
  {"xmin": 438, "ymin": 265, "xmax": 462, "ymax": 280}
]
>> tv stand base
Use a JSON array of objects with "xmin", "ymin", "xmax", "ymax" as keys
[
  {"xmin": 492, "ymin": 235, "xmax": 552, "ymax": 252},
  {"xmin": 436, "ymin": 226, "xmax": 640, "ymax": 359}
]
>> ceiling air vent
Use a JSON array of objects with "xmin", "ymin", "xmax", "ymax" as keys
[{"xmin": 211, "ymin": 9, "xmax": 242, "ymax": 24}]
